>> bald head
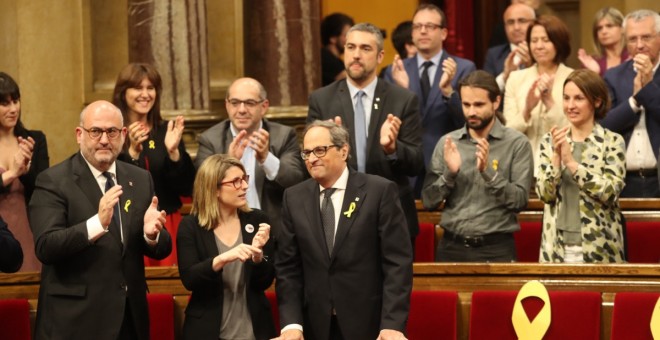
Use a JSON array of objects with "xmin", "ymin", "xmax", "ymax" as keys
[
  {"xmin": 80, "ymin": 100, "xmax": 123, "ymax": 126},
  {"xmin": 77, "ymin": 100, "xmax": 126, "ymax": 172},
  {"xmin": 225, "ymin": 78, "xmax": 270, "ymax": 133},
  {"xmin": 504, "ymin": 3, "xmax": 536, "ymax": 44},
  {"xmin": 227, "ymin": 78, "xmax": 267, "ymax": 101}
]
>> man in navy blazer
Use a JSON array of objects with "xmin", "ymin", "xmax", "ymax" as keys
[
  {"xmin": 29, "ymin": 101, "xmax": 172, "ymax": 340},
  {"xmin": 600, "ymin": 9, "xmax": 660, "ymax": 197},
  {"xmin": 307, "ymin": 23, "xmax": 423, "ymax": 248},
  {"xmin": 0, "ymin": 215, "xmax": 22, "ymax": 273},
  {"xmin": 275, "ymin": 121, "xmax": 413, "ymax": 340},
  {"xmin": 384, "ymin": 4, "xmax": 476, "ymax": 196},
  {"xmin": 483, "ymin": 3, "xmax": 535, "ymax": 92}
]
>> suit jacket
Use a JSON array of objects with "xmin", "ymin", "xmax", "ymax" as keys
[
  {"xmin": 383, "ymin": 52, "xmax": 476, "ymax": 165},
  {"xmin": 0, "ymin": 215, "xmax": 23, "ymax": 273},
  {"xmin": 307, "ymin": 78, "xmax": 423, "ymax": 237},
  {"xmin": 28, "ymin": 152, "xmax": 172, "ymax": 340},
  {"xmin": 600, "ymin": 59, "xmax": 660, "ymax": 158},
  {"xmin": 483, "ymin": 43, "xmax": 511, "ymax": 77},
  {"xmin": 275, "ymin": 170, "xmax": 413, "ymax": 340},
  {"xmin": 195, "ymin": 119, "xmax": 306, "ymax": 236},
  {"xmin": 177, "ymin": 209, "xmax": 276, "ymax": 340}
]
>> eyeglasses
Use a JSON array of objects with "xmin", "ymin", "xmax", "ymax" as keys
[
  {"xmin": 301, "ymin": 145, "xmax": 339, "ymax": 160},
  {"xmin": 227, "ymin": 98, "xmax": 265, "ymax": 109},
  {"xmin": 81, "ymin": 127, "xmax": 122, "ymax": 140},
  {"xmin": 219, "ymin": 175, "xmax": 250, "ymax": 189},
  {"xmin": 627, "ymin": 33, "xmax": 657, "ymax": 45},
  {"xmin": 412, "ymin": 23, "xmax": 444, "ymax": 31},
  {"xmin": 505, "ymin": 18, "xmax": 533, "ymax": 26}
]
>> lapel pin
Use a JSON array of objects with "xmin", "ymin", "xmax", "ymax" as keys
[
  {"xmin": 492, "ymin": 159, "xmax": 499, "ymax": 171},
  {"xmin": 343, "ymin": 202, "xmax": 357, "ymax": 218},
  {"xmin": 355, "ymin": 197, "xmax": 359, "ymax": 201},
  {"xmin": 124, "ymin": 200, "xmax": 131, "ymax": 213},
  {"xmin": 245, "ymin": 224, "xmax": 255, "ymax": 233},
  {"xmin": 374, "ymin": 103, "xmax": 379, "ymax": 110},
  {"xmin": 128, "ymin": 181, "xmax": 133, "ymax": 187},
  {"xmin": 148, "ymin": 140, "xmax": 156, "ymax": 149},
  {"xmin": 376, "ymin": 97, "xmax": 380, "ymax": 102}
]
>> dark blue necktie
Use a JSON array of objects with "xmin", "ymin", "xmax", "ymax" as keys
[
  {"xmin": 321, "ymin": 188, "xmax": 337, "ymax": 255},
  {"xmin": 420, "ymin": 61, "xmax": 433, "ymax": 104}
]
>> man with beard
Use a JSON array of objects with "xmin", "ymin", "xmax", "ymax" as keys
[
  {"xmin": 422, "ymin": 70, "xmax": 533, "ymax": 262},
  {"xmin": 321, "ymin": 13, "xmax": 354, "ymax": 86},
  {"xmin": 307, "ymin": 22, "xmax": 424, "ymax": 253}
]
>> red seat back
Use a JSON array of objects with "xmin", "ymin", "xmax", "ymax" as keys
[
  {"xmin": 266, "ymin": 290, "xmax": 281, "ymax": 333},
  {"xmin": 611, "ymin": 292, "xmax": 660, "ymax": 340},
  {"xmin": 147, "ymin": 293, "xmax": 174, "ymax": 340},
  {"xmin": 0, "ymin": 299, "xmax": 30, "ymax": 340},
  {"xmin": 415, "ymin": 223, "xmax": 435, "ymax": 262},
  {"xmin": 407, "ymin": 290, "xmax": 457, "ymax": 339},
  {"xmin": 514, "ymin": 221, "xmax": 542, "ymax": 262},
  {"xmin": 470, "ymin": 290, "xmax": 600, "ymax": 340},
  {"xmin": 625, "ymin": 221, "xmax": 660, "ymax": 263}
]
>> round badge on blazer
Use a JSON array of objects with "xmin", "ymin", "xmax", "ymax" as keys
[{"xmin": 245, "ymin": 224, "xmax": 255, "ymax": 233}]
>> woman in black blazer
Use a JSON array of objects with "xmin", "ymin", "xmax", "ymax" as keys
[{"xmin": 177, "ymin": 155, "xmax": 276, "ymax": 340}]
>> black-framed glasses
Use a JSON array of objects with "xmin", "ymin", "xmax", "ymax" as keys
[
  {"xmin": 227, "ymin": 98, "xmax": 265, "ymax": 109},
  {"xmin": 301, "ymin": 145, "xmax": 339, "ymax": 160},
  {"xmin": 219, "ymin": 175, "xmax": 250, "ymax": 189},
  {"xmin": 81, "ymin": 127, "xmax": 122, "ymax": 140},
  {"xmin": 412, "ymin": 23, "xmax": 444, "ymax": 31}
]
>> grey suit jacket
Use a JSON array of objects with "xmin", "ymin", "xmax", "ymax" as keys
[
  {"xmin": 307, "ymin": 78, "xmax": 424, "ymax": 237},
  {"xmin": 29, "ymin": 152, "xmax": 172, "ymax": 340},
  {"xmin": 195, "ymin": 119, "xmax": 306, "ymax": 236}
]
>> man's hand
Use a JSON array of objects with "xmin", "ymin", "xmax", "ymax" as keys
[
  {"xmin": 143, "ymin": 196, "xmax": 166, "ymax": 239},
  {"xmin": 99, "ymin": 185, "xmax": 122, "ymax": 228},
  {"xmin": 633, "ymin": 53, "xmax": 654, "ymax": 95},
  {"xmin": 164, "ymin": 115, "xmax": 185, "ymax": 161},
  {"xmin": 475, "ymin": 138, "xmax": 490, "ymax": 173},
  {"xmin": 271, "ymin": 329, "xmax": 304, "ymax": 340},
  {"xmin": 391, "ymin": 54, "xmax": 409, "ymax": 88},
  {"xmin": 377, "ymin": 329, "xmax": 407, "ymax": 340},
  {"xmin": 250, "ymin": 128, "xmax": 271, "ymax": 163},
  {"xmin": 439, "ymin": 58, "xmax": 457, "ymax": 98},
  {"xmin": 577, "ymin": 48, "xmax": 600, "ymax": 74},
  {"xmin": 380, "ymin": 114, "xmax": 401, "ymax": 155},
  {"xmin": 443, "ymin": 136, "xmax": 461, "ymax": 175},
  {"xmin": 127, "ymin": 121, "xmax": 149, "ymax": 159},
  {"xmin": 228, "ymin": 130, "xmax": 250, "ymax": 159}
]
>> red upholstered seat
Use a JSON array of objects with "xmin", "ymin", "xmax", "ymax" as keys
[
  {"xmin": 514, "ymin": 221, "xmax": 542, "ymax": 262},
  {"xmin": 0, "ymin": 299, "xmax": 30, "ymax": 340},
  {"xmin": 415, "ymin": 223, "xmax": 436, "ymax": 262},
  {"xmin": 147, "ymin": 293, "xmax": 174, "ymax": 340},
  {"xmin": 407, "ymin": 290, "xmax": 457, "ymax": 340},
  {"xmin": 625, "ymin": 221, "xmax": 660, "ymax": 263},
  {"xmin": 469, "ymin": 290, "xmax": 600, "ymax": 340},
  {"xmin": 266, "ymin": 290, "xmax": 281, "ymax": 333},
  {"xmin": 611, "ymin": 292, "xmax": 660, "ymax": 340}
]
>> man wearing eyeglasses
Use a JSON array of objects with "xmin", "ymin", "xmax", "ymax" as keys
[
  {"xmin": 600, "ymin": 9, "xmax": 660, "ymax": 197},
  {"xmin": 384, "ymin": 4, "xmax": 476, "ymax": 198},
  {"xmin": 483, "ymin": 3, "xmax": 535, "ymax": 92},
  {"xmin": 196, "ymin": 77, "xmax": 306, "ymax": 236},
  {"xmin": 275, "ymin": 120, "xmax": 412, "ymax": 340},
  {"xmin": 29, "ymin": 100, "xmax": 172, "ymax": 340}
]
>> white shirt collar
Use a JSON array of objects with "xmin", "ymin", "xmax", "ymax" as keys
[
  {"xmin": 416, "ymin": 49, "xmax": 444, "ymax": 69},
  {"xmin": 346, "ymin": 77, "xmax": 378, "ymax": 101},
  {"xmin": 80, "ymin": 151, "xmax": 117, "ymax": 179},
  {"xmin": 319, "ymin": 166, "xmax": 349, "ymax": 192}
]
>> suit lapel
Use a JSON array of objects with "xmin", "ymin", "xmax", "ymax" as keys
[
  {"xmin": 303, "ymin": 182, "xmax": 330, "ymax": 260},
  {"xmin": 425, "ymin": 52, "xmax": 448, "ymax": 112},
  {"xmin": 115, "ymin": 162, "xmax": 133, "ymax": 255},
  {"xmin": 72, "ymin": 153, "xmax": 104, "ymax": 213},
  {"xmin": 367, "ymin": 80, "xmax": 388, "ymax": 164},
  {"xmin": 331, "ymin": 171, "xmax": 366, "ymax": 260}
]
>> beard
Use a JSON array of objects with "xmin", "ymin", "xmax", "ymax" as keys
[
  {"xmin": 346, "ymin": 62, "xmax": 374, "ymax": 83},
  {"xmin": 466, "ymin": 113, "xmax": 494, "ymax": 131}
]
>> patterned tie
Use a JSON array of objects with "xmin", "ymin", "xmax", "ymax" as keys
[
  {"xmin": 102, "ymin": 172, "xmax": 122, "ymax": 242},
  {"xmin": 321, "ymin": 188, "xmax": 337, "ymax": 255},
  {"xmin": 354, "ymin": 91, "xmax": 367, "ymax": 172},
  {"xmin": 420, "ymin": 61, "xmax": 433, "ymax": 105}
]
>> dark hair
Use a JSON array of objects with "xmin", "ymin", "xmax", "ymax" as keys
[
  {"xmin": 526, "ymin": 15, "xmax": 571, "ymax": 64},
  {"xmin": 414, "ymin": 4, "xmax": 447, "ymax": 28},
  {"xmin": 564, "ymin": 69, "xmax": 611, "ymax": 119},
  {"xmin": 321, "ymin": 13, "xmax": 354, "ymax": 46},
  {"xmin": 303, "ymin": 120, "xmax": 350, "ymax": 150},
  {"xmin": 0, "ymin": 72, "xmax": 27, "ymax": 135},
  {"xmin": 112, "ymin": 63, "xmax": 163, "ymax": 129},
  {"xmin": 392, "ymin": 21, "xmax": 413, "ymax": 58}
]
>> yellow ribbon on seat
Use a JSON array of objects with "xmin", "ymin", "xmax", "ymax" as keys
[
  {"xmin": 511, "ymin": 280, "xmax": 551, "ymax": 340},
  {"xmin": 650, "ymin": 296, "xmax": 660, "ymax": 339}
]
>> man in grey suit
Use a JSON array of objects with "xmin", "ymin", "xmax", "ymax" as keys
[
  {"xmin": 307, "ymin": 22, "xmax": 424, "ymax": 249},
  {"xmin": 196, "ymin": 77, "xmax": 306, "ymax": 236},
  {"xmin": 29, "ymin": 100, "xmax": 172, "ymax": 340}
]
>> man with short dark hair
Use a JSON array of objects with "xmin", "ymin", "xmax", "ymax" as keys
[
  {"xmin": 321, "ymin": 13, "xmax": 355, "ymax": 86},
  {"xmin": 422, "ymin": 70, "xmax": 533, "ymax": 262}
]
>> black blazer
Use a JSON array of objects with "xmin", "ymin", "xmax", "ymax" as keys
[
  {"xmin": 177, "ymin": 209, "xmax": 276, "ymax": 340},
  {"xmin": 276, "ymin": 170, "xmax": 413, "ymax": 340},
  {"xmin": 307, "ymin": 79, "xmax": 423, "ymax": 238},
  {"xmin": 118, "ymin": 121, "xmax": 195, "ymax": 214},
  {"xmin": 0, "ymin": 129, "xmax": 49, "ymax": 205},
  {"xmin": 29, "ymin": 153, "xmax": 172, "ymax": 340},
  {"xmin": 0, "ymin": 215, "xmax": 23, "ymax": 273}
]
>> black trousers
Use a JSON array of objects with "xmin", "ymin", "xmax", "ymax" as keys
[
  {"xmin": 621, "ymin": 173, "xmax": 659, "ymax": 198},
  {"xmin": 436, "ymin": 233, "xmax": 516, "ymax": 262}
]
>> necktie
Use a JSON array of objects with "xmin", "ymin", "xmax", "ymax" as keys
[
  {"xmin": 354, "ymin": 91, "xmax": 367, "ymax": 172},
  {"xmin": 321, "ymin": 188, "xmax": 337, "ymax": 255},
  {"xmin": 420, "ymin": 61, "xmax": 433, "ymax": 105},
  {"xmin": 102, "ymin": 172, "xmax": 122, "ymax": 242}
]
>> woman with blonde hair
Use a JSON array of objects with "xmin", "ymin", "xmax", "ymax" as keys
[
  {"xmin": 177, "ymin": 154, "xmax": 276, "ymax": 340},
  {"xmin": 577, "ymin": 7, "xmax": 629, "ymax": 76}
]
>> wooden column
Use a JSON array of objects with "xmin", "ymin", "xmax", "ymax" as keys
[
  {"xmin": 127, "ymin": 0, "xmax": 210, "ymax": 111},
  {"xmin": 242, "ymin": 0, "xmax": 321, "ymax": 107}
]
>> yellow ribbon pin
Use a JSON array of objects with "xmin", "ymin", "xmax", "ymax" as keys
[
  {"xmin": 124, "ymin": 200, "xmax": 131, "ymax": 212},
  {"xmin": 343, "ymin": 202, "xmax": 356, "ymax": 218},
  {"xmin": 492, "ymin": 159, "xmax": 499, "ymax": 171},
  {"xmin": 148, "ymin": 140, "xmax": 155, "ymax": 149}
]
